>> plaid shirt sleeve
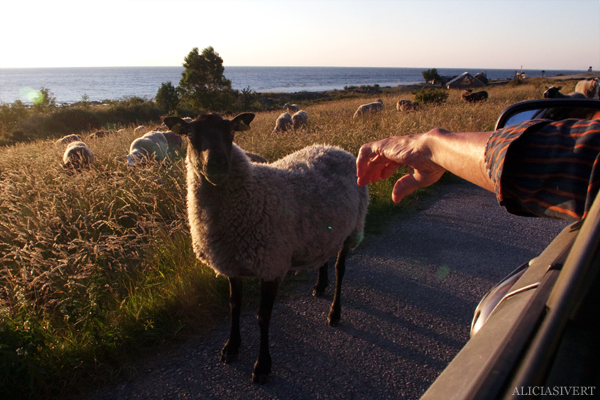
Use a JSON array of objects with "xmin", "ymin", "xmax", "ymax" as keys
[{"xmin": 485, "ymin": 118, "xmax": 600, "ymax": 220}]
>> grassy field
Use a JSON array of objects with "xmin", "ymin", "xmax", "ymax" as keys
[{"xmin": 0, "ymin": 77, "xmax": 579, "ymax": 398}]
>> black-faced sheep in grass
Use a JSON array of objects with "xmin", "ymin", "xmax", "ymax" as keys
[
  {"xmin": 283, "ymin": 103, "xmax": 299, "ymax": 113},
  {"xmin": 575, "ymin": 79, "xmax": 599, "ymax": 99},
  {"xmin": 291, "ymin": 110, "xmax": 308, "ymax": 129},
  {"xmin": 396, "ymin": 100, "xmax": 420, "ymax": 111},
  {"xmin": 543, "ymin": 86, "xmax": 587, "ymax": 99},
  {"xmin": 55, "ymin": 134, "xmax": 83, "ymax": 146},
  {"xmin": 353, "ymin": 99, "xmax": 383, "ymax": 118},
  {"xmin": 273, "ymin": 112, "xmax": 293, "ymax": 133},
  {"xmin": 62, "ymin": 141, "xmax": 94, "ymax": 170},
  {"xmin": 461, "ymin": 89, "xmax": 488, "ymax": 103},
  {"xmin": 163, "ymin": 113, "xmax": 369, "ymax": 384}
]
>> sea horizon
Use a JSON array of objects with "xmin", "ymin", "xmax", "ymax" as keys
[{"xmin": 0, "ymin": 65, "xmax": 590, "ymax": 105}]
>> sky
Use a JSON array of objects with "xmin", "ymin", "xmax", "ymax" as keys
[{"xmin": 0, "ymin": 0, "xmax": 599, "ymax": 70}]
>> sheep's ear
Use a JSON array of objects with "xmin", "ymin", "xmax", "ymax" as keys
[
  {"xmin": 163, "ymin": 117, "xmax": 190, "ymax": 136},
  {"xmin": 232, "ymin": 113, "xmax": 255, "ymax": 132}
]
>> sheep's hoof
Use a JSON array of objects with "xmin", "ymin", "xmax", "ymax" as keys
[
  {"xmin": 220, "ymin": 345, "xmax": 239, "ymax": 364},
  {"xmin": 252, "ymin": 357, "xmax": 271, "ymax": 384},
  {"xmin": 327, "ymin": 309, "xmax": 341, "ymax": 327},
  {"xmin": 312, "ymin": 285, "xmax": 326, "ymax": 297}
]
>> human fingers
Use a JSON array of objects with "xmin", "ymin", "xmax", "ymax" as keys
[{"xmin": 391, "ymin": 173, "xmax": 420, "ymax": 203}]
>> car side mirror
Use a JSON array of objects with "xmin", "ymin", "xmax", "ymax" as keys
[{"xmin": 495, "ymin": 99, "xmax": 600, "ymax": 130}]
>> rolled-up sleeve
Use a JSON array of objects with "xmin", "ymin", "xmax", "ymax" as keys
[{"xmin": 485, "ymin": 119, "xmax": 600, "ymax": 220}]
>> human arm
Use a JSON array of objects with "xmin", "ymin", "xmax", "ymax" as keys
[{"xmin": 356, "ymin": 128, "xmax": 494, "ymax": 203}]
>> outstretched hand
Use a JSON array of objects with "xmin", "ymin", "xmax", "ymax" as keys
[{"xmin": 356, "ymin": 133, "xmax": 447, "ymax": 203}]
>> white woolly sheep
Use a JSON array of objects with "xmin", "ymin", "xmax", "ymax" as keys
[
  {"xmin": 163, "ymin": 113, "xmax": 369, "ymax": 384},
  {"xmin": 55, "ymin": 134, "xmax": 83, "ymax": 146},
  {"xmin": 62, "ymin": 141, "xmax": 94, "ymax": 170},
  {"xmin": 291, "ymin": 110, "xmax": 308, "ymax": 129},
  {"xmin": 396, "ymin": 100, "xmax": 420, "ymax": 111},
  {"xmin": 273, "ymin": 112, "xmax": 293, "ymax": 133},
  {"xmin": 575, "ymin": 79, "xmax": 600, "ymax": 99},
  {"xmin": 461, "ymin": 90, "xmax": 488, "ymax": 103},
  {"xmin": 126, "ymin": 131, "xmax": 169, "ymax": 167},
  {"xmin": 543, "ymin": 86, "xmax": 587, "ymax": 99},
  {"xmin": 283, "ymin": 103, "xmax": 300, "ymax": 113},
  {"xmin": 353, "ymin": 99, "xmax": 384, "ymax": 118}
]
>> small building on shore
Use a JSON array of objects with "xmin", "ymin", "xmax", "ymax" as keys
[{"xmin": 445, "ymin": 72, "xmax": 487, "ymax": 89}]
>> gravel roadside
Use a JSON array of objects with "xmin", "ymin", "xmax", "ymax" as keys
[{"xmin": 82, "ymin": 180, "xmax": 569, "ymax": 400}]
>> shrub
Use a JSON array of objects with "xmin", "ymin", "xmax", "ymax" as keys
[{"xmin": 413, "ymin": 88, "xmax": 449, "ymax": 105}]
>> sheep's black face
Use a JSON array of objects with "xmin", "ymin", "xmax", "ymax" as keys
[{"xmin": 163, "ymin": 113, "xmax": 255, "ymax": 186}]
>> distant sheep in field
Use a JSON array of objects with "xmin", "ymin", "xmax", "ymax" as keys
[
  {"xmin": 89, "ymin": 130, "xmax": 108, "ymax": 140},
  {"xmin": 543, "ymin": 86, "xmax": 587, "ymax": 99},
  {"xmin": 461, "ymin": 90, "xmax": 488, "ymax": 103},
  {"xmin": 273, "ymin": 112, "xmax": 293, "ymax": 133},
  {"xmin": 125, "ymin": 131, "xmax": 169, "ymax": 167},
  {"xmin": 62, "ymin": 141, "xmax": 94, "ymax": 170},
  {"xmin": 283, "ymin": 103, "xmax": 300, "ymax": 113},
  {"xmin": 134, "ymin": 125, "xmax": 147, "ymax": 135},
  {"xmin": 163, "ymin": 113, "xmax": 369, "ymax": 384},
  {"xmin": 55, "ymin": 134, "xmax": 83, "ymax": 146},
  {"xmin": 292, "ymin": 110, "xmax": 308, "ymax": 129},
  {"xmin": 353, "ymin": 99, "xmax": 384, "ymax": 118},
  {"xmin": 575, "ymin": 79, "xmax": 599, "ymax": 99},
  {"xmin": 396, "ymin": 100, "xmax": 420, "ymax": 111}
]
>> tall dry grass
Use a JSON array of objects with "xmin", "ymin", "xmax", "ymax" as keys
[{"xmin": 0, "ymin": 80, "xmax": 550, "ymax": 398}]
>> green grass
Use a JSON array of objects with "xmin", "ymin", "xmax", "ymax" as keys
[{"xmin": 0, "ymin": 78, "xmax": 566, "ymax": 398}]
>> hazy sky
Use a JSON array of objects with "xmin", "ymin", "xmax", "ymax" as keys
[{"xmin": 1, "ymin": 0, "xmax": 599, "ymax": 70}]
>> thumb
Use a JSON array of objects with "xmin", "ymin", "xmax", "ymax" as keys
[{"xmin": 391, "ymin": 174, "xmax": 421, "ymax": 203}]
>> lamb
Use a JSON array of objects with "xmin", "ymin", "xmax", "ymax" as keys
[
  {"xmin": 461, "ymin": 89, "xmax": 488, "ymax": 103},
  {"xmin": 55, "ymin": 134, "xmax": 83, "ymax": 146},
  {"xmin": 543, "ymin": 86, "xmax": 587, "ymax": 99},
  {"xmin": 62, "ymin": 141, "xmax": 94, "ymax": 170},
  {"xmin": 575, "ymin": 79, "xmax": 599, "ymax": 99},
  {"xmin": 125, "ymin": 131, "xmax": 169, "ymax": 166},
  {"xmin": 291, "ymin": 110, "xmax": 308, "ymax": 129},
  {"xmin": 273, "ymin": 112, "xmax": 293, "ymax": 133},
  {"xmin": 353, "ymin": 99, "xmax": 384, "ymax": 118},
  {"xmin": 163, "ymin": 113, "xmax": 369, "ymax": 384},
  {"xmin": 396, "ymin": 99, "xmax": 420, "ymax": 111},
  {"xmin": 283, "ymin": 103, "xmax": 299, "ymax": 113}
]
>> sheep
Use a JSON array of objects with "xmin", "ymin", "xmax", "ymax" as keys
[
  {"xmin": 283, "ymin": 103, "xmax": 299, "ymax": 113},
  {"xmin": 163, "ymin": 113, "xmax": 369, "ymax": 384},
  {"xmin": 575, "ymin": 79, "xmax": 600, "ymax": 99},
  {"xmin": 396, "ymin": 99, "xmax": 420, "ymax": 111},
  {"xmin": 353, "ymin": 99, "xmax": 384, "ymax": 118},
  {"xmin": 273, "ymin": 112, "xmax": 293, "ymax": 133},
  {"xmin": 125, "ymin": 131, "xmax": 169, "ymax": 167},
  {"xmin": 89, "ymin": 130, "xmax": 108, "ymax": 140},
  {"xmin": 461, "ymin": 89, "xmax": 488, "ymax": 103},
  {"xmin": 134, "ymin": 125, "xmax": 147, "ymax": 135},
  {"xmin": 62, "ymin": 141, "xmax": 94, "ymax": 170},
  {"xmin": 291, "ymin": 110, "xmax": 308, "ymax": 129},
  {"xmin": 543, "ymin": 86, "xmax": 587, "ymax": 99},
  {"xmin": 161, "ymin": 131, "xmax": 183, "ymax": 150},
  {"xmin": 55, "ymin": 134, "xmax": 83, "ymax": 146}
]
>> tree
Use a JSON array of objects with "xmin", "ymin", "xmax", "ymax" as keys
[
  {"xmin": 422, "ymin": 68, "xmax": 442, "ymax": 83},
  {"xmin": 178, "ymin": 46, "xmax": 236, "ymax": 111},
  {"xmin": 156, "ymin": 82, "xmax": 180, "ymax": 112},
  {"xmin": 32, "ymin": 87, "xmax": 56, "ymax": 113}
]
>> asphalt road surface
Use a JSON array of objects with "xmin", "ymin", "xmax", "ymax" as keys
[{"xmin": 83, "ymin": 180, "xmax": 569, "ymax": 400}]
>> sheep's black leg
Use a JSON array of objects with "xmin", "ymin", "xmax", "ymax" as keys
[
  {"xmin": 252, "ymin": 279, "xmax": 279, "ymax": 384},
  {"xmin": 312, "ymin": 262, "xmax": 329, "ymax": 297},
  {"xmin": 221, "ymin": 277, "xmax": 243, "ymax": 363},
  {"xmin": 328, "ymin": 246, "xmax": 349, "ymax": 327}
]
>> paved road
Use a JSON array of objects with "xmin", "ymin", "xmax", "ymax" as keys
[{"xmin": 84, "ymin": 181, "xmax": 569, "ymax": 400}]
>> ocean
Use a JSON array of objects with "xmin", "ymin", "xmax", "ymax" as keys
[{"xmin": 0, "ymin": 66, "xmax": 588, "ymax": 105}]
